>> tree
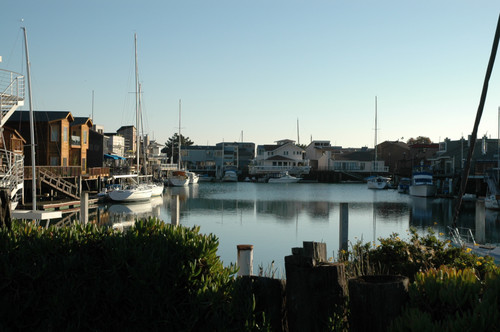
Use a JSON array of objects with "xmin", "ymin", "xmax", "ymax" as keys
[
  {"xmin": 162, "ymin": 133, "xmax": 194, "ymax": 164},
  {"xmin": 406, "ymin": 136, "xmax": 432, "ymax": 145}
]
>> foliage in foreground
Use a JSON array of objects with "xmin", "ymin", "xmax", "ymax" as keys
[
  {"xmin": 339, "ymin": 227, "xmax": 499, "ymax": 281},
  {"xmin": 389, "ymin": 266, "xmax": 500, "ymax": 331},
  {"xmin": 0, "ymin": 218, "xmax": 267, "ymax": 331}
]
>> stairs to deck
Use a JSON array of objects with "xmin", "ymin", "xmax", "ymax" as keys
[
  {"xmin": 0, "ymin": 69, "xmax": 25, "ymax": 127},
  {"xmin": 38, "ymin": 168, "xmax": 80, "ymax": 200},
  {"xmin": 0, "ymin": 150, "xmax": 24, "ymax": 210}
]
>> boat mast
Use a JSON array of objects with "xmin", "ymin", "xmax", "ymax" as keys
[
  {"xmin": 178, "ymin": 99, "xmax": 181, "ymax": 169},
  {"xmin": 23, "ymin": 27, "xmax": 36, "ymax": 210},
  {"xmin": 135, "ymin": 33, "xmax": 140, "ymax": 176},
  {"xmin": 374, "ymin": 96, "xmax": 378, "ymax": 169}
]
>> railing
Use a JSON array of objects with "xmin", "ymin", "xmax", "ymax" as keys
[
  {"xmin": 0, "ymin": 69, "xmax": 25, "ymax": 103},
  {"xmin": 249, "ymin": 165, "xmax": 311, "ymax": 175},
  {"xmin": 24, "ymin": 166, "xmax": 82, "ymax": 179},
  {"xmin": 0, "ymin": 151, "xmax": 24, "ymax": 199}
]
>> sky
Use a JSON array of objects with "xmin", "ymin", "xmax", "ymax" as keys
[{"xmin": 2, "ymin": 1, "xmax": 500, "ymax": 149}]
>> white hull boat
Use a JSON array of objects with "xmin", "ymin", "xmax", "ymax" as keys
[
  {"xmin": 409, "ymin": 168, "xmax": 436, "ymax": 197},
  {"xmin": 268, "ymin": 172, "xmax": 301, "ymax": 183},
  {"xmin": 149, "ymin": 183, "xmax": 164, "ymax": 196},
  {"xmin": 367, "ymin": 176, "xmax": 390, "ymax": 189},
  {"xmin": 222, "ymin": 170, "xmax": 238, "ymax": 182},
  {"xmin": 187, "ymin": 171, "xmax": 199, "ymax": 184},
  {"xmin": 169, "ymin": 171, "xmax": 190, "ymax": 187},
  {"xmin": 485, "ymin": 194, "xmax": 500, "ymax": 210},
  {"xmin": 108, "ymin": 185, "xmax": 152, "ymax": 202}
]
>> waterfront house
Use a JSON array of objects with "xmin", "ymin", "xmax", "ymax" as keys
[
  {"xmin": 117, "ymin": 125, "xmax": 136, "ymax": 157},
  {"xmin": 376, "ymin": 140, "xmax": 411, "ymax": 177},
  {"xmin": 430, "ymin": 136, "xmax": 498, "ymax": 195},
  {"xmin": 180, "ymin": 142, "xmax": 255, "ymax": 176},
  {"xmin": 70, "ymin": 117, "xmax": 93, "ymax": 172},
  {"xmin": 104, "ymin": 133, "xmax": 125, "ymax": 157},
  {"xmin": 317, "ymin": 147, "xmax": 388, "ymax": 175},
  {"xmin": 305, "ymin": 140, "xmax": 342, "ymax": 170},
  {"xmin": 6, "ymin": 110, "xmax": 75, "ymax": 168},
  {"xmin": 249, "ymin": 139, "xmax": 310, "ymax": 176}
]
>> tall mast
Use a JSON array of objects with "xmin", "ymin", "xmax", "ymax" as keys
[
  {"xmin": 135, "ymin": 33, "xmax": 140, "ymax": 174},
  {"xmin": 178, "ymin": 99, "xmax": 181, "ymax": 169},
  {"xmin": 374, "ymin": 96, "xmax": 378, "ymax": 164},
  {"xmin": 23, "ymin": 27, "xmax": 36, "ymax": 210}
]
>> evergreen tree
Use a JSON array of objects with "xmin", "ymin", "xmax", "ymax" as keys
[{"xmin": 161, "ymin": 133, "xmax": 194, "ymax": 164}]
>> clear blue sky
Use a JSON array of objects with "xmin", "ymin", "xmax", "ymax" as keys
[{"xmin": 2, "ymin": 1, "xmax": 500, "ymax": 148}]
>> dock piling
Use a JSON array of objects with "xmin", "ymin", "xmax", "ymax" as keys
[{"xmin": 237, "ymin": 244, "xmax": 254, "ymax": 276}]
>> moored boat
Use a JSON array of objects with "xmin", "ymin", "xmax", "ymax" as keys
[
  {"xmin": 268, "ymin": 171, "xmax": 301, "ymax": 183},
  {"xmin": 169, "ymin": 170, "xmax": 190, "ymax": 187},
  {"xmin": 187, "ymin": 171, "xmax": 199, "ymax": 184},
  {"xmin": 409, "ymin": 166, "xmax": 436, "ymax": 197},
  {"xmin": 367, "ymin": 175, "xmax": 391, "ymax": 189},
  {"xmin": 222, "ymin": 170, "xmax": 238, "ymax": 182},
  {"xmin": 108, "ymin": 184, "xmax": 153, "ymax": 202}
]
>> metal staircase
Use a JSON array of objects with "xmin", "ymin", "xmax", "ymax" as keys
[
  {"xmin": 0, "ymin": 69, "xmax": 25, "ymax": 127},
  {"xmin": 0, "ymin": 150, "xmax": 24, "ymax": 209},
  {"xmin": 0, "ymin": 69, "xmax": 26, "ymax": 210}
]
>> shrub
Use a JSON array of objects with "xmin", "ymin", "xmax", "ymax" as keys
[{"xmin": 0, "ymin": 218, "xmax": 254, "ymax": 331}]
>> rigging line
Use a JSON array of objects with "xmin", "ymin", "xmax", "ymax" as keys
[{"xmin": 453, "ymin": 13, "xmax": 500, "ymax": 229}]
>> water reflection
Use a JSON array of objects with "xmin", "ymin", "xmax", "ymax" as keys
[{"xmin": 63, "ymin": 183, "xmax": 500, "ymax": 272}]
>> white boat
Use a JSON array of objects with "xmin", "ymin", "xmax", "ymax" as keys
[
  {"xmin": 187, "ymin": 171, "xmax": 199, "ymax": 184},
  {"xmin": 149, "ymin": 183, "xmax": 164, "ymax": 196},
  {"xmin": 366, "ymin": 97, "xmax": 390, "ymax": 190},
  {"xmin": 222, "ymin": 170, "xmax": 238, "ymax": 182},
  {"xmin": 485, "ymin": 194, "xmax": 500, "ymax": 210},
  {"xmin": 169, "ymin": 170, "xmax": 190, "ymax": 187},
  {"xmin": 108, "ymin": 184, "xmax": 152, "ymax": 202},
  {"xmin": 409, "ymin": 166, "xmax": 436, "ymax": 197},
  {"xmin": 198, "ymin": 174, "xmax": 215, "ymax": 182},
  {"xmin": 109, "ymin": 34, "xmax": 153, "ymax": 203},
  {"xmin": 268, "ymin": 172, "xmax": 301, "ymax": 183},
  {"xmin": 367, "ymin": 175, "xmax": 390, "ymax": 189}
]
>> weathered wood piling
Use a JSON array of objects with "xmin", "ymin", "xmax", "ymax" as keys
[{"xmin": 285, "ymin": 241, "xmax": 347, "ymax": 332}]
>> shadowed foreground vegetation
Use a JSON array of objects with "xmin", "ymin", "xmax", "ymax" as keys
[{"xmin": 1, "ymin": 219, "xmax": 499, "ymax": 331}]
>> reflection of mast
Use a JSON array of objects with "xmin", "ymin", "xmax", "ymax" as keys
[{"xmin": 373, "ymin": 202, "xmax": 376, "ymax": 243}]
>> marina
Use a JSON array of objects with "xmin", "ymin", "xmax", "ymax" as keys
[{"xmin": 72, "ymin": 182, "xmax": 498, "ymax": 274}]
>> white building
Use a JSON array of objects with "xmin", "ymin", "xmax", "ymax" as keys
[
  {"xmin": 249, "ymin": 139, "xmax": 310, "ymax": 175},
  {"xmin": 104, "ymin": 133, "xmax": 125, "ymax": 157}
]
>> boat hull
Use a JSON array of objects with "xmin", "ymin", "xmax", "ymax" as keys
[
  {"xmin": 409, "ymin": 185, "xmax": 436, "ymax": 197},
  {"xmin": 108, "ymin": 187, "xmax": 152, "ymax": 202},
  {"xmin": 367, "ymin": 176, "xmax": 390, "ymax": 189},
  {"xmin": 150, "ymin": 183, "xmax": 164, "ymax": 196}
]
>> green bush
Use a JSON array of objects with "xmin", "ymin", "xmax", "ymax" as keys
[
  {"xmin": 341, "ymin": 228, "xmax": 499, "ymax": 281},
  {"xmin": 389, "ymin": 267, "xmax": 500, "ymax": 331},
  {"xmin": 0, "ymin": 218, "xmax": 265, "ymax": 331}
]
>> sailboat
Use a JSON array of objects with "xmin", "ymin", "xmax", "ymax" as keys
[
  {"xmin": 109, "ymin": 33, "xmax": 152, "ymax": 202},
  {"xmin": 367, "ymin": 96, "xmax": 390, "ymax": 189},
  {"xmin": 137, "ymin": 83, "xmax": 163, "ymax": 197},
  {"xmin": 169, "ymin": 100, "xmax": 190, "ymax": 187}
]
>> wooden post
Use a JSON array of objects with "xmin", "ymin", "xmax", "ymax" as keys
[
  {"xmin": 475, "ymin": 198, "xmax": 486, "ymax": 243},
  {"xmin": 285, "ymin": 241, "xmax": 347, "ymax": 332},
  {"xmin": 339, "ymin": 203, "xmax": 349, "ymax": 252},
  {"xmin": 237, "ymin": 244, "xmax": 254, "ymax": 276},
  {"xmin": 171, "ymin": 194, "xmax": 179, "ymax": 225},
  {"xmin": 80, "ymin": 191, "xmax": 88, "ymax": 224},
  {"xmin": 348, "ymin": 275, "xmax": 409, "ymax": 332}
]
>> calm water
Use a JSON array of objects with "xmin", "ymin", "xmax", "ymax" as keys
[{"xmin": 91, "ymin": 182, "xmax": 500, "ymax": 274}]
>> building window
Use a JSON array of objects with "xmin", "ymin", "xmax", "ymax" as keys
[
  {"xmin": 63, "ymin": 158, "xmax": 67, "ymax": 166},
  {"xmin": 51, "ymin": 124, "xmax": 60, "ymax": 142},
  {"xmin": 50, "ymin": 156, "xmax": 59, "ymax": 166},
  {"xmin": 82, "ymin": 158, "xmax": 86, "ymax": 172},
  {"xmin": 63, "ymin": 127, "xmax": 68, "ymax": 142},
  {"xmin": 83, "ymin": 130, "xmax": 87, "ymax": 144}
]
